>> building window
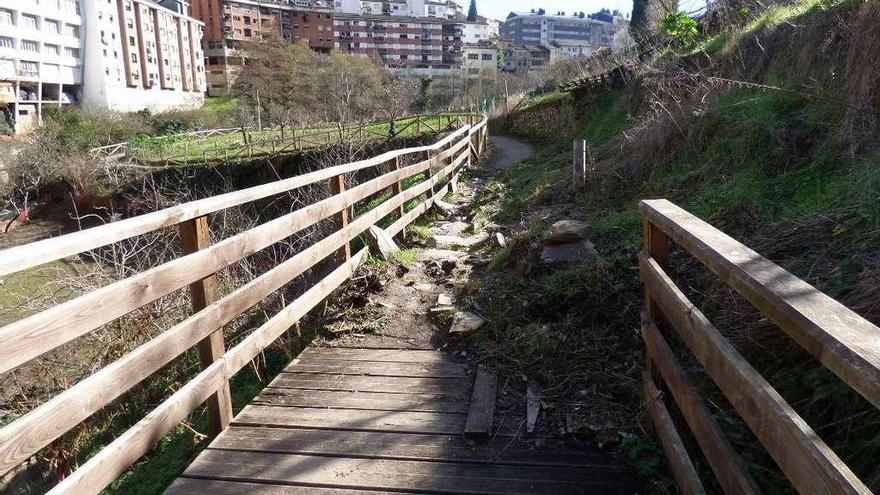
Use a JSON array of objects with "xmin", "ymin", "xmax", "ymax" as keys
[
  {"xmin": 0, "ymin": 36, "xmax": 12, "ymax": 48},
  {"xmin": 243, "ymin": 28, "xmax": 251, "ymax": 37},
  {"xmin": 467, "ymin": 53, "xmax": 478, "ymax": 60},
  {"xmin": 129, "ymin": 36, "xmax": 135, "ymax": 46},
  {"xmin": 44, "ymin": 19, "xmax": 60, "ymax": 33},
  {"xmin": 131, "ymin": 53, "xmax": 137, "ymax": 62},
  {"xmin": 64, "ymin": 24, "xmax": 80, "ymax": 37},
  {"xmin": 0, "ymin": 10, "xmax": 12, "ymax": 25},
  {"xmin": 481, "ymin": 53, "xmax": 493, "ymax": 60},
  {"xmin": 21, "ymin": 40, "xmax": 39, "ymax": 52},
  {"xmin": 19, "ymin": 60, "xmax": 38, "ymax": 76},
  {"xmin": 65, "ymin": 47, "xmax": 79, "ymax": 57},
  {"xmin": 21, "ymin": 14, "xmax": 38, "ymax": 30}
]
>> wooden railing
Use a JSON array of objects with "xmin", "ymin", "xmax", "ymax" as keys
[
  {"xmin": 0, "ymin": 116, "xmax": 489, "ymax": 495},
  {"xmin": 640, "ymin": 199, "xmax": 880, "ymax": 495},
  {"xmin": 90, "ymin": 113, "xmax": 479, "ymax": 166}
]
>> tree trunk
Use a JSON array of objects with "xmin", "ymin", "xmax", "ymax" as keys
[{"xmin": 631, "ymin": 0, "xmax": 677, "ymax": 50}]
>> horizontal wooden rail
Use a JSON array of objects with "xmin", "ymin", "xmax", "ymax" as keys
[
  {"xmin": 640, "ymin": 199, "xmax": 880, "ymax": 410},
  {"xmin": 641, "ymin": 315, "xmax": 759, "ymax": 495},
  {"xmin": 639, "ymin": 199, "xmax": 876, "ymax": 494},
  {"xmin": 0, "ymin": 116, "xmax": 487, "ymax": 490},
  {"xmin": 643, "ymin": 372, "xmax": 706, "ymax": 495},
  {"xmin": 47, "ymin": 247, "xmax": 370, "ymax": 495},
  {"xmin": 0, "ymin": 125, "xmax": 471, "ymax": 278}
]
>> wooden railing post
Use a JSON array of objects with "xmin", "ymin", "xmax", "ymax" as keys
[
  {"xmin": 329, "ymin": 174, "xmax": 351, "ymax": 263},
  {"xmin": 179, "ymin": 215, "xmax": 233, "ymax": 438},
  {"xmin": 573, "ymin": 140, "xmax": 586, "ymax": 189},
  {"xmin": 392, "ymin": 156, "xmax": 405, "ymax": 232},
  {"xmin": 642, "ymin": 217, "xmax": 670, "ymax": 377}
]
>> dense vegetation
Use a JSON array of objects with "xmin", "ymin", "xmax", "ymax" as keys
[{"xmin": 476, "ymin": 0, "xmax": 880, "ymax": 492}]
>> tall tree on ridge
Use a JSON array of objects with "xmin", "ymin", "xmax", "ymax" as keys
[{"xmin": 467, "ymin": 0, "xmax": 477, "ymax": 21}]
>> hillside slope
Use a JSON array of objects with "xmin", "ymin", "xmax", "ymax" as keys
[{"xmin": 473, "ymin": 0, "xmax": 880, "ymax": 492}]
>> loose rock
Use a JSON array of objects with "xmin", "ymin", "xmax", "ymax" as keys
[
  {"xmin": 449, "ymin": 311, "xmax": 485, "ymax": 334},
  {"xmin": 540, "ymin": 240, "xmax": 598, "ymax": 265},
  {"xmin": 428, "ymin": 232, "xmax": 490, "ymax": 250},
  {"xmin": 543, "ymin": 220, "xmax": 591, "ymax": 245}
]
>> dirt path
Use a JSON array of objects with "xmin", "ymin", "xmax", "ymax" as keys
[
  {"xmin": 320, "ymin": 135, "xmax": 534, "ymax": 351},
  {"xmin": 488, "ymin": 135, "xmax": 535, "ymax": 171}
]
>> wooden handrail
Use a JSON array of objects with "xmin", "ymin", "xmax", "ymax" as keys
[
  {"xmin": 0, "ymin": 124, "xmax": 472, "ymax": 278},
  {"xmin": 0, "ymin": 116, "xmax": 486, "ymax": 492},
  {"xmin": 90, "ymin": 113, "xmax": 479, "ymax": 161},
  {"xmin": 639, "ymin": 199, "xmax": 877, "ymax": 494},
  {"xmin": 640, "ymin": 199, "xmax": 880, "ymax": 410}
]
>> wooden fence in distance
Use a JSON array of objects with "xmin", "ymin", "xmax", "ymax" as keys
[
  {"xmin": 0, "ymin": 116, "xmax": 489, "ymax": 495},
  {"xmin": 640, "ymin": 199, "xmax": 880, "ymax": 495},
  {"xmin": 90, "ymin": 114, "xmax": 477, "ymax": 167}
]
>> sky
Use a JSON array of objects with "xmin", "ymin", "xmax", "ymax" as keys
[{"xmin": 467, "ymin": 0, "xmax": 706, "ymax": 22}]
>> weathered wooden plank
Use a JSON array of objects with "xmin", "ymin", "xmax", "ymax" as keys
[
  {"xmin": 45, "ymin": 249, "xmax": 369, "ymax": 495},
  {"xmin": 640, "ymin": 199, "xmax": 880, "ymax": 411},
  {"xmin": 643, "ymin": 373, "xmax": 707, "ymax": 495},
  {"xmin": 0, "ymin": 146, "xmax": 441, "ymax": 376},
  {"xmin": 0, "ymin": 123, "xmax": 475, "ymax": 278},
  {"xmin": 254, "ymin": 388, "xmax": 468, "ymax": 413},
  {"xmin": 0, "ymin": 213, "xmax": 364, "ymax": 477},
  {"xmin": 464, "ymin": 368, "xmax": 497, "ymax": 438},
  {"xmin": 641, "ymin": 317, "xmax": 760, "ymax": 495},
  {"xmin": 208, "ymin": 426, "xmax": 617, "ymax": 468},
  {"xmin": 178, "ymin": 449, "xmax": 637, "ymax": 495},
  {"xmin": 300, "ymin": 347, "xmax": 456, "ymax": 363},
  {"xmin": 269, "ymin": 373, "xmax": 467, "ymax": 395},
  {"xmin": 286, "ymin": 359, "xmax": 468, "ymax": 378},
  {"xmin": 641, "ymin": 254, "xmax": 870, "ymax": 495},
  {"xmin": 233, "ymin": 404, "xmax": 465, "ymax": 434},
  {"xmin": 0, "ymin": 155, "xmax": 452, "ymax": 477},
  {"xmin": 165, "ymin": 478, "xmax": 410, "ymax": 495}
]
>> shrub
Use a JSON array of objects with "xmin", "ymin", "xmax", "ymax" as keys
[{"xmin": 661, "ymin": 11, "xmax": 699, "ymax": 47}]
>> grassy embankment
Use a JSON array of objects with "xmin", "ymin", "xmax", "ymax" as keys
[{"xmin": 469, "ymin": 0, "xmax": 880, "ymax": 492}]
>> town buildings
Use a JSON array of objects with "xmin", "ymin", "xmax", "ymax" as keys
[
  {"xmin": 501, "ymin": 9, "xmax": 628, "ymax": 59},
  {"xmin": 461, "ymin": 39, "xmax": 496, "ymax": 74},
  {"xmin": 192, "ymin": 0, "xmax": 333, "ymax": 95},
  {"xmin": 500, "ymin": 41, "xmax": 557, "ymax": 73},
  {"xmin": 333, "ymin": 13, "xmax": 462, "ymax": 75},
  {"xmin": 0, "ymin": 0, "xmax": 205, "ymax": 133}
]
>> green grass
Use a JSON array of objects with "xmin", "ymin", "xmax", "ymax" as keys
[
  {"xmin": 391, "ymin": 249, "xmax": 418, "ymax": 264},
  {"xmin": 0, "ymin": 259, "xmax": 87, "ymax": 326},
  {"xmin": 131, "ymin": 114, "xmax": 471, "ymax": 163},
  {"xmin": 577, "ymin": 88, "xmax": 638, "ymax": 146},
  {"xmin": 520, "ymin": 91, "xmax": 567, "ymax": 110},
  {"xmin": 469, "ymin": 56, "xmax": 880, "ymax": 488}
]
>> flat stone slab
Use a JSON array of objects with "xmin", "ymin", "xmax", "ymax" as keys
[
  {"xmin": 449, "ymin": 311, "xmax": 485, "ymax": 334},
  {"xmin": 540, "ymin": 240, "xmax": 598, "ymax": 265},
  {"xmin": 434, "ymin": 220, "xmax": 470, "ymax": 237},
  {"xmin": 543, "ymin": 220, "xmax": 591, "ymax": 245},
  {"xmin": 416, "ymin": 248, "xmax": 469, "ymax": 261},
  {"xmin": 428, "ymin": 233, "xmax": 490, "ymax": 250}
]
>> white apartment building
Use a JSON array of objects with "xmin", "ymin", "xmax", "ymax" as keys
[
  {"xmin": 0, "ymin": 0, "xmax": 84, "ymax": 132},
  {"xmin": 0, "ymin": 0, "xmax": 204, "ymax": 133},
  {"xmin": 461, "ymin": 19, "xmax": 488, "ymax": 44},
  {"xmin": 80, "ymin": 0, "xmax": 205, "ymax": 112}
]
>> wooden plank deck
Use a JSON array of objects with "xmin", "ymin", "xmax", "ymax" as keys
[{"xmin": 165, "ymin": 346, "xmax": 640, "ymax": 495}]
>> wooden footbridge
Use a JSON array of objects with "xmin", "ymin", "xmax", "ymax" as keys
[{"xmin": 1, "ymin": 114, "xmax": 879, "ymax": 494}]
